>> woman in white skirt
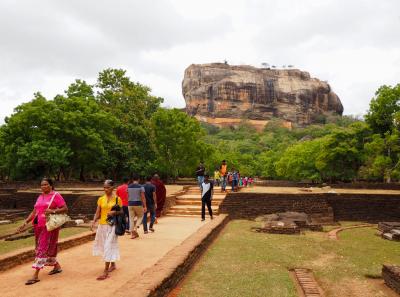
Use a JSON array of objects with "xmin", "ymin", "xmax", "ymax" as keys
[{"xmin": 91, "ymin": 180, "xmax": 123, "ymax": 280}]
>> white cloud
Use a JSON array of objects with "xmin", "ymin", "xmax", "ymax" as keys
[{"xmin": 0, "ymin": 0, "xmax": 399, "ymax": 121}]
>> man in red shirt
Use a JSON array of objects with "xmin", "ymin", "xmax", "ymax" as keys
[{"xmin": 116, "ymin": 177, "xmax": 130, "ymax": 233}]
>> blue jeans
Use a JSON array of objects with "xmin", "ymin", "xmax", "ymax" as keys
[
  {"xmin": 232, "ymin": 179, "xmax": 238, "ymax": 191},
  {"xmin": 142, "ymin": 204, "xmax": 156, "ymax": 232},
  {"xmin": 197, "ymin": 176, "xmax": 204, "ymax": 188},
  {"xmin": 221, "ymin": 176, "xmax": 227, "ymax": 191}
]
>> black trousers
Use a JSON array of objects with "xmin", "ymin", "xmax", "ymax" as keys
[
  {"xmin": 122, "ymin": 206, "xmax": 130, "ymax": 230},
  {"xmin": 201, "ymin": 197, "xmax": 213, "ymax": 219}
]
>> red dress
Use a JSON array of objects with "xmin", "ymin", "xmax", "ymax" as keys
[{"xmin": 151, "ymin": 179, "xmax": 166, "ymax": 217}]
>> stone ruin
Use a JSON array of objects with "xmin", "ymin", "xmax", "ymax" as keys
[
  {"xmin": 383, "ymin": 265, "xmax": 400, "ymax": 294},
  {"xmin": 378, "ymin": 222, "xmax": 400, "ymax": 241},
  {"xmin": 253, "ymin": 211, "xmax": 323, "ymax": 234}
]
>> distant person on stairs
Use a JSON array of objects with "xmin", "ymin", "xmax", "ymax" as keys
[
  {"xmin": 201, "ymin": 174, "xmax": 214, "ymax": 221},
  {"xmin": 196, "ymin": 161, "xmax": 206, "ymax": 189},
  {"xmin": 219, "ymin": 160, "xmax": 228, "ymax": 192}
]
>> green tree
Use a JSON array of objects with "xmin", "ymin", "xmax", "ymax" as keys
[
  {"xmin": 275, "ymin": 139, "xmax": 323, "ymax": 182},
  {"xmin": 315, "ymin": 123, "xmax": 370, "ymax": 182},
  {"xmin": 150, "ymin": 108, "xmax": 211, "ymax": 179},
  {"xmin": 365, "ymin": 84, "xmax": 400, "ymax": 135},
  {"xmin": 96, "ymin": 69, "xmax": 163, "ymax": 176},
  {"xmin": 359, "ymin": 132, "xmax": 400, "ymax": 182}
]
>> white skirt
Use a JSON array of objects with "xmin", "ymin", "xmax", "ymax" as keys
[{"xmin": 92, "ymin": 224, "xmax": 120, "ymax": 262}]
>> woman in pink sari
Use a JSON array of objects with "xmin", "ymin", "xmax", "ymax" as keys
[{"xmin": 17, "ymin": 178, "xmax": 68, "ymax": 285}]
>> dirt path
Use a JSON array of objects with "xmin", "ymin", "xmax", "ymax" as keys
[{"xmin": 0, "ymin": 216, "xmax": 206, "ymax": 297}]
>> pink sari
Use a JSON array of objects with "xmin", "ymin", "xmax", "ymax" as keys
[{"xmin": 32, "ymin": 192, "xmax": 66, "ymax": 270}]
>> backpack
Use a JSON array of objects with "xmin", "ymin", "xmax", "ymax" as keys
[{"xmin": 111, "ymin": 197, "xmax": 126, "ymax": 236}]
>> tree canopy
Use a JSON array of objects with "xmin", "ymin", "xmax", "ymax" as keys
[{"xmin": 0, "ymin": 70, "xmax": 399, "ymax": 183}]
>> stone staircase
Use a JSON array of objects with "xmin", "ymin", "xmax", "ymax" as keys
[{"xmin": 166, "ymin": 186, "xmax": 228, "ymax": 217}]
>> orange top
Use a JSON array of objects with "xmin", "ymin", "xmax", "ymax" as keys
[{"xmin": 220, "ymin": 164, "xmax": 227, "ymax": 175}]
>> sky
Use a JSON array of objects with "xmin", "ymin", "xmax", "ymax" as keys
[{"xmin": 1, "ymin": 0, "xmax": 399, "ymax": 122}]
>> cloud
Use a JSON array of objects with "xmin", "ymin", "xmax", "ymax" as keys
[{"xmin": 0, "ymin": 0, "xmax": 399, "ymax": 121}]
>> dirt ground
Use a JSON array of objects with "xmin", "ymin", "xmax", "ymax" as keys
[{"xmin": 0, "ymin": 216, "xmax": 207, "ymax": 297}]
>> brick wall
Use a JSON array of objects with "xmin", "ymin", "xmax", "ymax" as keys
[
  {"xmin": 0, "ymin": 192, "xmax": 99, "ymax": 215},
  {"xmin": 219, "ymin": 193, "xmax": 400, "ymax": 222}
]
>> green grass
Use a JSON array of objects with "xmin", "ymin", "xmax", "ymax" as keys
[
  {"xmin": 0, "ymin": 220, "xmax": 25, "ymax": 237},
  {"xmin": 178, "ymin": 220, "xmax": 400, "ymax": 297},
  {"xmin": 0, "ymin": 227, "xmax": 88, "ymax": 255}
]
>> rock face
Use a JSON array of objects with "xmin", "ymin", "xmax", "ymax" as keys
[{"xmin": 182, "ymin": 63, "xmax": 343, "ymax": 127}]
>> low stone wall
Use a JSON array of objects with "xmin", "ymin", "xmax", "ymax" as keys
[
  {"xmin": 114, "ymin": 214, "xmax": 229, "ymax": 297},
  {"xmin": 0, "ymin": 231, "xmax": 95, "ymax": 272},
  {"xmin": 219, "ymin": 193, "xmax": 400, "ymax": 222},
  {"xmin": 219, "ymin": 193, "xmax": 334, "ymax": 223},
  {"xmin": 0, "ymin": 192, "xmax": 99, "ymax": 215},
  {"xmin": 256, "ymin": 180, "xmax": 400, "ymax": 190},
  {"xmin": 383, "ymin": 265, "xmax": 400, "ymax": 294}
]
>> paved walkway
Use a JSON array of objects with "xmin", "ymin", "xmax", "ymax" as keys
[{"xmin": 0, "ymin": 216, "xmax": 208, "ymax": 297}]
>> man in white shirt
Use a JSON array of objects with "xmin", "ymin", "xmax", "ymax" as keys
[{"xmin": 200, "ymin": 174, "xmax": 214, "ymax": 221}]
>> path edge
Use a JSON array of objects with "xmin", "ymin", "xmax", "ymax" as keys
[
  {"xmin": 0, "ymin": 231, "xmax": 95, "ymax": 272},
  {"xmin": 114, "ymin": 214, "xmax": 230, "ymax": 297}
]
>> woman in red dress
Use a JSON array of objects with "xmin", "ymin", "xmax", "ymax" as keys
[{"xmin": 18, "ymin": 178, "xmax": 68, "ymax": 285}]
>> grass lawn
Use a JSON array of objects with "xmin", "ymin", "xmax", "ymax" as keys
[
  {"xmin": 0, "ymin": 226, "xmax": 89, "ymax": 255},
  {"xmin": 0, "ymin": 220, "xmax": 26, "ymax": 237},
  {"xmin": 178, "ymin": 220, "xmax": 400, "ymax": 297}
]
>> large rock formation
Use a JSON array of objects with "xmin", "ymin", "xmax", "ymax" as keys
[{"xmin": 182, "ymin": 63, "xmax": 343, "ymax": 127}]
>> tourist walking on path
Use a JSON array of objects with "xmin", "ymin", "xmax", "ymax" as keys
[
  {"xmin": 220, "ymin": 160, "xmax": 228, "ymax": 192},
  {"xmin": 142, "ymin": 176, "xmax": 157, "ymax": 233},
  {"xmin": 231, "ymin": 168, "xmax": 239, "ymax": 192},
  {"xmin": 196, "ymin": 161, "xmax": 205, "ymax": 189},
  {"xmin": 201, "ymin": 174, "xmax": 214, "ymax": 221},
  {"xmin": 213, "ymin": 169, "xmax": 221, "ymax": 187},
  {"xmin": 152, "ymin": 174, "xmax": 166, "ymax": 220},
  {"xmin": 116, "ymin": 177, "xmax": 130, "ymax": 233},
  {"xmin": 18, "ymin": 178, "xmax": 68, "ymax": 285},
  {"xmin": 127, "ymin": 175, "xmax": 147, "ymax": 239},
  {"xmin": 91, "ymin": 180, "xmax": 123, "ymax": 280}
]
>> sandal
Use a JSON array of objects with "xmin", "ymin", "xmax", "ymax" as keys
[
  {"xmin": 108, "ymin": 266, "xmax": 116, "ymax": 272},
  {"xmin": 48, "ymin": 268, "xmax": 62, "ymax": 275},
  {"xmin": 96, "ymin": 274, "xmax": 109, "ymax": 281},
  {"xmin": 25, "ymin": 279, "xmax": 40, "ymax": 285}
]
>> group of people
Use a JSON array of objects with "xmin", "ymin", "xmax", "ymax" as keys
[
  {"xmin": 17, "ymin": 174, "xmax": 167, "ymax": 284},
  {"xmin": 197, "ymin": 160, "xmax": 254, "ymax": 193}
]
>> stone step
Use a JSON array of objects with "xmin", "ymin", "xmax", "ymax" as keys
[
  {"xmin": 176, "ymin": 200, "xmax": 222, "ymax": 206},
  {"xmin": 166, "ymin": 210, "xmax": 219, "ymax": 216},
  {"xmin": 383, "ymin": 233, "xmax": 394, "ymax": 240},
  {"xmin": 165, "ymin": 213, "xmax": 219, "ymax": 218},
  {"xmin": 169, "ymin": 205, "xmax": 219, "ymax": 211},
  {"xmin": 177, "ymin": 194, "xmax": 225, "ymax": 200}
]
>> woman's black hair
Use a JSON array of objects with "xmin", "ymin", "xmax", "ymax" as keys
[
  {"xmin": 104, "ymin": 179, "xmax": 114, "ymax": 187},
  {"xmin": 41, "ymin": 177, "xmax": 55, "ymax": 190}
]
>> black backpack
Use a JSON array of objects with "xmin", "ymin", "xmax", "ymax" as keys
[{"xmin": 111, "ymin": 197, "xmax": 127, "ymax": 236}]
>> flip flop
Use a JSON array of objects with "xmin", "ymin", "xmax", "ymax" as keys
[
  {"xmin": 96, "ymin": 274, "xmax": 109, "ymax": 281},
  {"xmin": 25, "ymin": 279, "xmax": 40, "ymax": 285},
  {"xmin": 48, "ymin": 269, "xmax": 62, "ymax": 275},
  {"xmin": 108, "ymin": 266, "xmax": 116, "ymax": 273}
]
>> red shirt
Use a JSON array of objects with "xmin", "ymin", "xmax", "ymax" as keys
[{"xmin": 116, "ymin": 184, "xmax": 128, "ymax": 206}]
